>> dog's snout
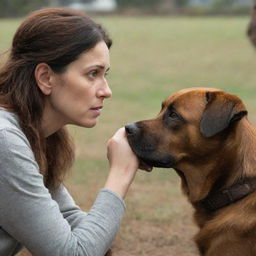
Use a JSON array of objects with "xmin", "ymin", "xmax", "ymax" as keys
[{"xmin": 125, "ymin": 123, "xmax": 140, "ymax": 136}]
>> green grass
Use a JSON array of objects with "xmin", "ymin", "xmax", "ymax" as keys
[
  {"xmin": 0, "ymin": 19, "xmax": 21, "ymax": 50},
  {"xmin": 3, "ymin": 15, "xmax": 256, "ymax": 255}
]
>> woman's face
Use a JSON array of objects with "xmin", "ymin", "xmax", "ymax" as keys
[{"xmin": 48, "ymin": 41, "xmax": 112, "ymax": 128}]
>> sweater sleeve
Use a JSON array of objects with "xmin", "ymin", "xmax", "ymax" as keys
[
  {"xmin": 51, "ymin": 184, "xmax": 125, "ymax": 230},
  {"xmin": 0, "ymin": 128, "xmax": 125, "ymax": 256}
]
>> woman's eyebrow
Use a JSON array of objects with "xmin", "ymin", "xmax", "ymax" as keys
[
  {"xmin": 99, "ymin": 65, "xmax": 110, "ymax": 71},
  {"xmin": 85, "ymin": 65, "xmax": 110, "ymax": 71}
]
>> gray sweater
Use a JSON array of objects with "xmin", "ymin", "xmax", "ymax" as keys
[{"xmin": 0, "ymin": 109, "xmax": 125, "ymax": 256}]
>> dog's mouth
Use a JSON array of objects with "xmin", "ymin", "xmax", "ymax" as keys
[
  {"xmin": 126, "ymin": 135, "xmax": 153, "ymax": 171},
  {"xmin": 138, "ymin": 154, "xmax": 176, "ymax": 169},
  {"xmin": 125, "ymin": 123, "xmax": 176, "ymax": 170},
  {"xmin": 127, "ymin": 138, "xmax": 176, "ymax": 169},
  {"xmin": 138, "ymin": 159, "xmax": 154, "ymax": 172}
]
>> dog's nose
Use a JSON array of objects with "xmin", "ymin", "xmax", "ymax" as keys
[{"xmin": 125, "ymin": 123, "xmax": 140, "ymax": 136}]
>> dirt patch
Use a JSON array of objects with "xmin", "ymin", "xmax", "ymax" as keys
[{"xmin": 112, "ymin": 219, "xmax": 198, "ymax": 256}]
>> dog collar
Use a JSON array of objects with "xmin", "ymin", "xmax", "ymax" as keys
[{"xmin": 198, "ymin": 177, "xmax": 256, "ymax": 212}]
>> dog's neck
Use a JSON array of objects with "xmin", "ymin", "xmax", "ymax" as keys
[
  {"xmin": 176, "ymin": 118, "xmax": 256, "ymax": 205},
  {"xmin": 236, "ymin": 118, "xmax": 256, "ymax": 177}
]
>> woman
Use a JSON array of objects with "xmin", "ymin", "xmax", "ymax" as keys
[{"xmin": 0, "ymin": 8, "xmax": 148, "ymax": 256}]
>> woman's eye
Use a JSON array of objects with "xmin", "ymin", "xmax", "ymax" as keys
[{"xmin": 87, "ymin": 70, "xmax": 98, "ymax": 78}]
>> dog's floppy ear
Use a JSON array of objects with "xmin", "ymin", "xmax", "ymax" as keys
[{"xmin": 200, "ymin": 91, "xmax": 247, "ymax": 138}]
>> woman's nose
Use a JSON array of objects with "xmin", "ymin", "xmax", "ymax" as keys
[{"xmin": 97, "ymin": 80, "xmax": 112, "ymax": 99}]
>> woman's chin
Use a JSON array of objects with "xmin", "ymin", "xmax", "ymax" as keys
[
  {"xmin": 80, "ymin": 119, "xmax": 98, "ymax": 128},
  {"xmin": 69, "ymin": 117, "xmax": 99, "ymax": 128}
]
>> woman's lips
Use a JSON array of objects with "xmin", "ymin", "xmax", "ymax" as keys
[{"xmin": 90, "ymin": 106, "xmax": 103, "ymax": 115}]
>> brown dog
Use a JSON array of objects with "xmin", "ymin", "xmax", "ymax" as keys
[{"xmin": 125, "ymin": 88, "xmax": 256, "ymax": 256}]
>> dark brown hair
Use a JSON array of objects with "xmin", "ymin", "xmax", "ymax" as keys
[{"xmin": 0, "ymin": 8, "xmax": 112, "ymax": 188}]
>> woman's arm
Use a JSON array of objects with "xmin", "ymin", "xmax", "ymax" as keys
[
  {"xmin": 51, "ymin": 127, "xmax": 138, "ymax": 228},
  {"xmin": 0, "ymin": 128, "xmax": 125, "ymax": 256},
  {"xmin": 51, "ymin": 184, "xmax": 125, "ymax": 234}
]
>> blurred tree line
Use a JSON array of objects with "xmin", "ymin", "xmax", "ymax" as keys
[
  {"xmin": 0, "ymin": 0, "xmax": 48, "ymax": 17},
  {"xmin": 116, "ymin": 0, "xmax": 256, "ymax": 11},
  {"xmin": 116, "ymin": 0, "xmax": 189, "ymax": 8},
  {"xmin": 0, "ymin": 0, "xmax": 255, "ymax": 17}
]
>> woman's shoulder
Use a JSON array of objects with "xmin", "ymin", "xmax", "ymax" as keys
[
  {"xmin": 0, "ymin": 108, "xmax": 31, "ymax": 150},
  {"xmin": 0, "ymin": 108, "xmax": 20, "ymax": 130},
  {"xmin": 0, "ymin": 110, "xmax": 38, "ymax": 180}
]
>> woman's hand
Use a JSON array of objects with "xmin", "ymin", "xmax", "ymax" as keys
[{"xmin": 104, "ymin": 127, "xmax": 139, "ymax": 199}]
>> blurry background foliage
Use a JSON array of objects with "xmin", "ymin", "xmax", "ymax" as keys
[
  {"xmin": 0, "ymin": 0, "xmax": 48, "ymax": 17},
  {"xmin": 1, "ymin": 0, "xmax": 256, "ymax": 17}
]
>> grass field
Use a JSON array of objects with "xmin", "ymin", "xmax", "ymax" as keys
[{"xmin": 1, "ymin": 14, "xmax": 256, "ymax": 256}]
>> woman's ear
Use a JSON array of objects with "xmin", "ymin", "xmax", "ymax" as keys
[{"xmin": 35, "ymin": 63, "xmax": 53, "ymax": 95}]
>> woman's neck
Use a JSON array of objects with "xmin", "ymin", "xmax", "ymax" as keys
[{"xmin": 41, "ymin": 101, "xmax": 66, "ymax": 137}]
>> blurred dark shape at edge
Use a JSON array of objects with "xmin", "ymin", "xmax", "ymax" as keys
[{"xmin": 248, "ymin": 4, "xmax": 256, "ymax": 47}]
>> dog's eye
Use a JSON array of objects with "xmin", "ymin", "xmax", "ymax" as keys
[{"xmin": 169, "ymin": 111, "xmax": 179, "ymax": 120}]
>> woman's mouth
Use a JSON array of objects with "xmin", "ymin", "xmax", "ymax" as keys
[{"xmin": 90, "ymin": 106, "xmax": 103, "ymax": 115}]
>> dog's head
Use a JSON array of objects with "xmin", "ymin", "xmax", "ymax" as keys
[{"xmin": 126, "ymin": 88, "xmax": 247, "ymax": 171}]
